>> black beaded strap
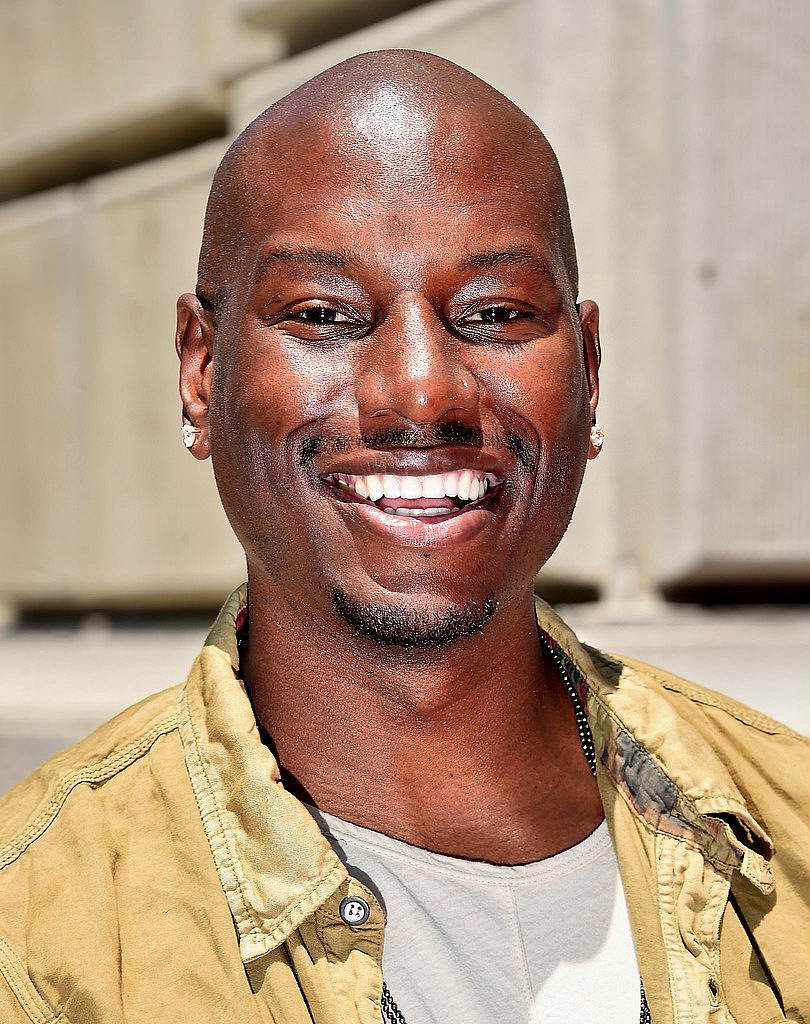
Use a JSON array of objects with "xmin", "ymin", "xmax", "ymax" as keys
[
  {"xmin": 381, "ymin": 982, "xmax": 408, "ymax": 1024},
  {"xmin": 538, "ymin": 629, "xmax": 597, "ymax": 776},
  {"xmin": 640, "ymin": 981, "xmax": 652, "ymax": 1023}
]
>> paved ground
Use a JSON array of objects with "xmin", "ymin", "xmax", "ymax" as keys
[{"xmin": 1, "ymin": 605, "xmax": 807, "ymax": 794}]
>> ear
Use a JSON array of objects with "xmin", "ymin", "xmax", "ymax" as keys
[
  {"xmin": 176, "ymin": 292, "xmax": 214, "ymax": 461},
  {"xmin": 578, "ymin": 299, "xmax": 602, "ymax": 460}
]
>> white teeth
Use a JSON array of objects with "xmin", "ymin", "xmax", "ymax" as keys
[
  {"xmin": 400, "ymin": 476, "xmax": 422, "ymax": 499},
  {"xmin": 333, "ymin": 470, "xmax": 497, "ymax": 503},
  {"xmin": 366, "ymin": 474, "xmax": 384, "ymax": 502},
  {"xmin": 382, "ymin": 474, "xmax": 401, "ymax": 499},
  {"xmin": 392, "ymin": 507, "xmax": 447, "ymax": 517},
  {"xmin": 423, "ymin": 474, "xmax": 445, "ymax": 498}
]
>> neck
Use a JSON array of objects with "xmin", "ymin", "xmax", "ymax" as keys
[{"xmin": 243, "ymin": 576, "xmax": 603, "ymax": 864}]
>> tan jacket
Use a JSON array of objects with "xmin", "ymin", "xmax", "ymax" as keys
[{"xmin": 0, "ymin": 585, "xmax": 807, "ymax": 1023}]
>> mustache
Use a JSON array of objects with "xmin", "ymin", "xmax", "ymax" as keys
[{"xmin": 297, "ymin": 423, "xmax": 534, "ymax": 471}]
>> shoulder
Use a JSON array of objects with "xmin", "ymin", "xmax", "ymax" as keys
[
  {"xmin": 586, "ymin": 644, "xmax": 810, "ymax": 823},
  {"xmin": 0, "ymin": 684, "xmax": 183, "ymax": 866},
  {"xmin": 588, "ymin": 644, "xmax": 807, "ymax": 741},
  {"xmin": 0, "ymin": 684, "xmax": 196, "ymax": 1022}
]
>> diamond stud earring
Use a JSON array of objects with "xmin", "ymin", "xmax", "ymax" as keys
[
  {"xmin": 590, "ymin": 423, "xmax": 605, "ymax": 449},
  {"xmin": 182, "ymin": 422, "xmax": 201, "ymax": 449}
]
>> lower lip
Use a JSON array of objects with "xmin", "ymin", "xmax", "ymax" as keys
[{"xmin": 332, "ymin": 495, "xmax": 495, "ymax": 547}]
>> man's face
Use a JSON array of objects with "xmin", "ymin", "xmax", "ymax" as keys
[{"xmin": 189, "ymin": 98, "xmax": 599, "ymax": 645}]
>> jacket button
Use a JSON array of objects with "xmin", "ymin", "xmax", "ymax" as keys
[{"xmin": 339, "ymin": 895, "xmax": 371, "ymax": 927}]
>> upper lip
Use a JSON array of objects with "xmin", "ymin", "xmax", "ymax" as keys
[{"xmin": 313, "ymin": 446, "xmax": 510, "ymax": 481}]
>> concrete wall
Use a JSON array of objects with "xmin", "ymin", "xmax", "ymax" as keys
[
  {"xmin": 0, "ymin": 142, "xmax": 246, "ymax": 608},
  {"xmin": 522, "ymin": 0, "xmax": 810, "ymax": 598},
  {"xmin": 657, "ymin": 2, "xmax": 810, "ymax": 586},
  {"xmin": 1, "ymin": 0, "xmax": 808, "ymax": 611},
  {"xmin": 0, "ymin": 0, "xmax": 280, "ymax": 198}
]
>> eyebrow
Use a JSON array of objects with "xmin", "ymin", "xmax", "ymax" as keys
[
  {"xmin": 253, "ymin": 244, "xmax": 555, "ymax": 281},
  {"xmin": 254, "ymin": 245, "xmax": 358, "ymax": 278},
  {"xmin": 460, "ymin": 248, "xmax": 554, "ymax": 274}
]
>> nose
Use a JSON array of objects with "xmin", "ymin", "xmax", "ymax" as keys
[{"xmin": 355, "ymin": 297, "xmax": 478, "ymax": 427}]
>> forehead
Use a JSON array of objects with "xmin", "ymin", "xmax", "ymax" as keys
[
  {"xmin": 241, "ymin": 123, "xmax": 559, "ymax": 277},
  {"xmin": 237, "ymin": 90, "xmax": 561, "ymax": 253}
]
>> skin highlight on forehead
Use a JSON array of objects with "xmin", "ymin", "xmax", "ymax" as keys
[
  {"xmin": 196, "ymin": 49, "xmax": 579, "ymax": 316},
  {"xmin": 350, "ymin": 82, "xmax": 434, "ymax": 170}
]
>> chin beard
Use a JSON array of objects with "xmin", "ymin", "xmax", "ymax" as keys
[{"xmin": 330, "ymin": 589, "xmax": 498, "ymax": 649}]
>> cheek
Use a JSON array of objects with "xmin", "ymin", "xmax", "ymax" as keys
[
  {"xmin": 215, "ymin": 338, "xmax": 352, "ymax": 475},
  {"xmin": 478, "ymin": 344, "xmax": 589, "ymax": 445},
  {"xmin": 476, "ymin": 345, "xmax": 590, "ymax": 526},
  {"xmin": 209, "ymin": 336, "xmax": 367, "ymax": 580}
]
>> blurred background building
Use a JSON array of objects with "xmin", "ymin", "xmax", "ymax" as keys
[{"xmin": 1, "ymin": 0, "xmax": 808, "ymax": 791}]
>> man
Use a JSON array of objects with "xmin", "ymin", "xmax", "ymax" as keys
[{"xmin": 0, "ymin": 50, "xmax": 807, "ymax": 1024}]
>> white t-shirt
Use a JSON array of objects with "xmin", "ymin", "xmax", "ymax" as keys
[{"xmin": 309, "ymin": 806, "xmax": 641, "ymax": 1023}]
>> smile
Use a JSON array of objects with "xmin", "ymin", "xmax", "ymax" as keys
[{"xmin": 322, "ymin": 470, "xmax": 502, "ymax": 522}]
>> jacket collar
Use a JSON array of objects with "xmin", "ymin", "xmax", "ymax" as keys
[
  {"xmin": 179, "ymin": 586, "xmax": 774, "ymax": 962},
  {"xmin": 534, "ymin": 597, "xmax": 774, "ymax": 894},
  {"xmin": 178, "ymin": 583, "xmax": 347, "ymax": 962}
]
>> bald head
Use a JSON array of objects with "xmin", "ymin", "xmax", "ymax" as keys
[{"xmin": 196, "ymin": 50, "xmax": 578, "ymax": 317}]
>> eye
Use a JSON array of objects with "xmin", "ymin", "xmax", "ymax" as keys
[
  {"xmin": 289, "ymin": 304, "xmax": 352, "ymax": 325},
  {"xmin": 462, "ymin": 306, "xmax": 526, "ymax": 324}
]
